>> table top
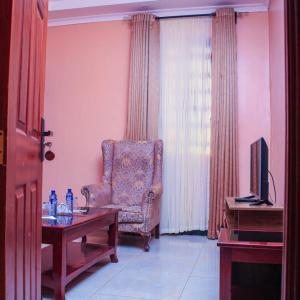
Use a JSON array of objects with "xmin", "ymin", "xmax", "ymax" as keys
[
  {"xmin": 42, "ymin": 207, "xmax": 119, "ymax": 230},
  {"xmin": 226, "ymin": 197, "xmax": 284, "ymax": 212}
]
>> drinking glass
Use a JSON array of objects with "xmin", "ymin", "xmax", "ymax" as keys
[{"xmin": 42, "ymin": 202, "xmax": 49, "ymax": 216}]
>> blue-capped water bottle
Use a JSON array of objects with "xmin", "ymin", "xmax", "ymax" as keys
[
  {"xmin": 49, "ymin": 190, "xmax": 57, "ymax": 216},
  {"xmin": 66, "ymin": 188, "xmax": 74, "ymax": 214}
]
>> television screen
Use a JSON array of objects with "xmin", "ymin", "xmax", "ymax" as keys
[{"xmin": 250, "ymin": 138, "xmax": 269, "ymax": 200}]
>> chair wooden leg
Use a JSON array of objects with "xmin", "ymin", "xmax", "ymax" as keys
[
  {"xmin": 155, "ymin": 224, "xmax": 160, "ymax": 239},
  {"xmin": 143, "ymin": 234, "xmax": 151, "ymax": 252}
]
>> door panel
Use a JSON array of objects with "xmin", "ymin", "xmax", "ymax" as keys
[
  {"xmin": 29, "ymin": 0, "xmax": 46, "ymax": 139},
  {"xmin": 24, "ymin": 185, "xmax": 32, "ymax": 300},
  {"xmin": 0, "ymin": 0, "xmax": 48, "ymax": 299},
  {"xmin": 30, "ymin": 182, "xmax": 38, "ymax": 300},
  {"xmin": 18, "ymin": 0, "xmax": 33, "ymax": 131},
  {"xmin": 33, "ymin": 9, "xmax": 43, "ymax": 136},
  {"xmin": 16, "ymin": 186, "xmax": 25, "ymax": 300}
]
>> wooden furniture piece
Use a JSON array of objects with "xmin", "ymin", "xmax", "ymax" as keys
[
  {"xmin": 41, "ymin": 208, "xmax": 119, "ymax": 300},
  {"xmin": 218, "ymin": 198, "xmax": 284, "ymax": 300},
  {"xmin": 285, "ymin": 1, "xmax": 300, "ymax": 299}
]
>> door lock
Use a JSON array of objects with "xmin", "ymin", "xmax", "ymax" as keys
[{"xmin": 41, "ymin": 118, "xmax": 55, "ymax": 161}]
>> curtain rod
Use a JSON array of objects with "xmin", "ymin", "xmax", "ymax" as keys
[
  {"xmin": 156, "ymin": 11, "xmax": 240, "ymax": 20},
  {"xmin": 156, "ymin": 13, "xmax": 216, "ymax": 20}
]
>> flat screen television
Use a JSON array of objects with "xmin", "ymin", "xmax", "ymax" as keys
[{"xmin": 250, "ymin": 137, "xmax": 271, "ymax": 205}]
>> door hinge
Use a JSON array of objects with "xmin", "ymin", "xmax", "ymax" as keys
[{"xmin": 0, "ymin": 130, "xmax": 4, "ymax": 165}]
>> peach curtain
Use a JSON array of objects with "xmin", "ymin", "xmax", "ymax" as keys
[
  {"xmin": 125, "ymin": 14, "xmax": 160, "ymax": 140},
  {"xmin": 208, "ymin": 8, "xmax": 239, "ymax": 239}
]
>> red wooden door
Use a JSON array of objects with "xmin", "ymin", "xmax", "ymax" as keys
[{"xmin": 0, "ymin": 0, "xmax": 48, "ymax": 299}]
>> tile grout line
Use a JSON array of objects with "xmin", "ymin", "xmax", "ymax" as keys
[
  {"xmin": 87, "ymin": 289, "xmax": 152, "ymax": 300},
  {"xmin": 88, "ymin": 237, "xmax": 190, "ymax": 300},
  {"xmin": 177, "ymin": 245, "xmax": 204, "ymax": 300},
  {"xmin": 45, "ymin": 237, "xmax": 215, "ymax": 300},
  {"xmin": 88, "ymin": 251, "xmax": 144, "ymax": 299},
  {"xmin": 93, "ymin": 250, "xmax": 161, "ymax": 300},
  {"xmin": 92, "ymin": 291, "xmax": 158, "ymax": 300},
  {"xmin": 66, "ymin": 254, "xmax": 141, "ymax": 300}
]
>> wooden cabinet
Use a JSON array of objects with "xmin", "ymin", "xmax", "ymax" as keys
[{"xmin": 218, "ymin": 198, "xmax": 283, "ymax": 300}]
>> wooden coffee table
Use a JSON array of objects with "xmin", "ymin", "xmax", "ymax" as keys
[{"xmin": 41, "ymin": 208, "xmax": 119, "ymax": 300}]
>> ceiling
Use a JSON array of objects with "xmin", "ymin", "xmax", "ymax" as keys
[{"xmin": 48, "ymin": 0, "xmax": 270, "ymax": 26}]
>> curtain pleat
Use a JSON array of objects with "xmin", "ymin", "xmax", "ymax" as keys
[
  {"xmin": 208, "ymin": 8, "xmax": 239, "ymax": 239},
  {"xmin": 126, "ymin": 14, "xmax": 160, "ymax": 140}
]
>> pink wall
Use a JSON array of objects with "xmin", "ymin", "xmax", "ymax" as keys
[
  {"xmin": 269, "ymin": 0, "xmax": 286, "ymax": 205},
  {"xmin": 42, "ymin": 21, "xmax": 131, "ymax": 204},
  {"xmin": 236, "ymin": 12, "xmax": 271, "ymax": 195},
  {"xmin": 43, "ymin": 13, "xmax": 272, "ymax": 204}
]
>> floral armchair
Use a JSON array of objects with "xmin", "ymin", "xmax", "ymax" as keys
[{"xmin": 81, "ymin": 140, "xmax": 163, "ymax": 251}]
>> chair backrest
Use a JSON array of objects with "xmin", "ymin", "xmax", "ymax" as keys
[{"xmin": 102, "ymin": 140, "xmax": 163, "ymax": 207}]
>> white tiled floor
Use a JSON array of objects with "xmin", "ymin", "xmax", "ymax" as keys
[{"xmin": 42, "ymin": 234, "xmax": 219, "ymax": 300}]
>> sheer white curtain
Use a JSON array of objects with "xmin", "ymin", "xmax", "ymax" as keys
[{"xmin": 159, "ymin": 17, "xmax": 212, "ymax": 233}]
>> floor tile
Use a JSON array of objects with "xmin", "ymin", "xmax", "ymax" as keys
[
  {"xmin": 41, "ymin": 235, "xmax": 220, "ymax": 300},
  {"xmin": 42, "ymin": 272, "xmax": 104, "ymax": 300},
  {"xmin": 42, "ymin": 255, "xmax": 134, "ymax": 300},
  {"xmin": 179, "ymin": 277, "xmax": 219, "ymax": 300},
  {"xmin": 66, "ymin": 285, "xmax": 97, "ymax": 300},
  {"xmin": 86, "ymin": 252, "xmax": 138, "ymax": 273},
  {"xmin": 90, "ymin": 294, "xmax": 144, "ymax": 300},
  {"xmin": 148, "ymin": 235, "xmax": 204, "ymax": 259},
  {"xmin": 124, "ymin": 253, "xmax": 198, "ymax": 276},
  {"xmin": 191, "ymin": 246, "xmax": 220, "ymax": 278},
  {"xmin": 96, "ymin": 269, "xmax": 188, "ymax": 300}
]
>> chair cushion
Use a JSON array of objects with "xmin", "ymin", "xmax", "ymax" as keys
[
  {"xmin": 111, "ymin": 141, "xmax": 155, "ymax": 207},
  {"xmin": 103, "ymin": 204, "xmax": 144, "ymax": 224}
]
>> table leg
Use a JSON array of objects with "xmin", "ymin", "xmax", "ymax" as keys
[
  {"xmin": 220, "ymin": 247, "xmax": 232, "ymax": 300},
  {"xmin": 52, "ymin": 233, "xmax": 67, "ymax": 300},
  {"xmin": 108, "ymin": 213, "xmax": 118, "ymax": 263},
  {"xmin": 81, "ymin": 235, "xmax": 87, "ymax": 249}
]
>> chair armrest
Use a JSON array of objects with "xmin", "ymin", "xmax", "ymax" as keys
[
  {"xmin": 81, "ymin": 182, "xmax": 111, "ymax": 208},
  {"xmin": 143, "ymin": 184, "xmax": 163, "ymax": 204},
  {"xmin": 141, "ymin": 184, "xmax": 163, "ymax": 233}
]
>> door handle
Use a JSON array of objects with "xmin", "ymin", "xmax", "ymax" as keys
[
  {"xmin": 41, "ymin": 118, "xmax": 55, "ymax": 161},
  {"xmin": 43, "ymin": 130, "xmax": 53, "ymax": 137}
]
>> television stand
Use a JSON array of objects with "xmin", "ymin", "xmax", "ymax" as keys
[
  {"xmin": 250, "ymin": 199, "xmax": 273, "ymax": 206},
  {"xmin": 218, "ymin": 198, "xmax": 283, "ymax": 300}
]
